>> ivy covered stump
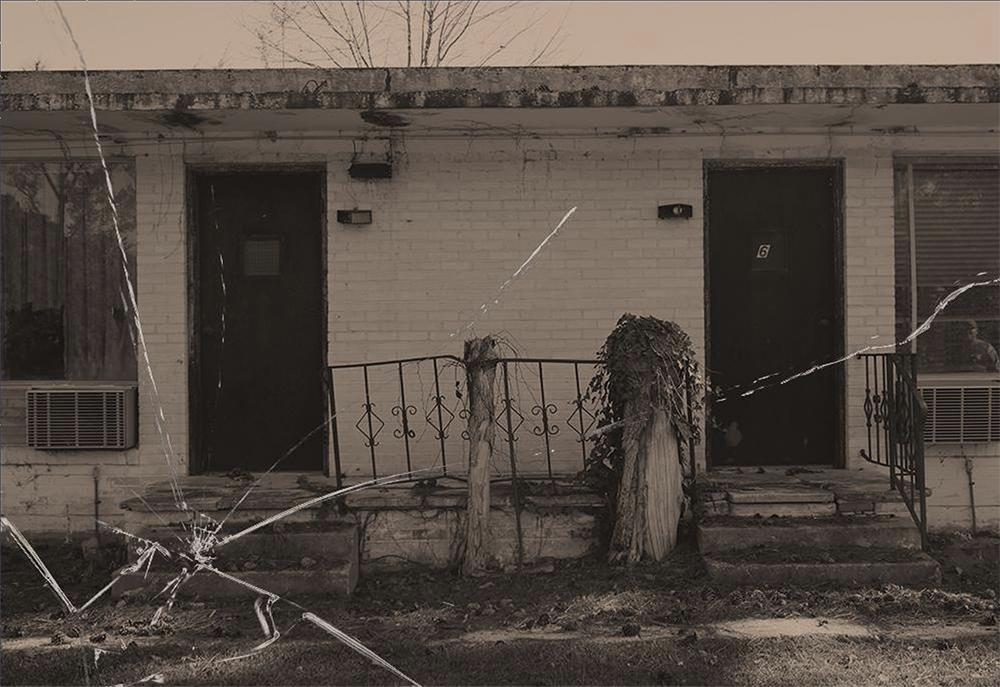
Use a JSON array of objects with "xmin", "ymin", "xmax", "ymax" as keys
[{"xmin": 586, "ymin": 315, "xmax": 702, "ymax": 564}]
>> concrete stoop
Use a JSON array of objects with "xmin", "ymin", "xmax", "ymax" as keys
[
  {"xmin": 114, "ymin": 563, "xmax": 357, "ymax": 599},
  {"xmin": 698, "ymin": 515, "xmax": 923, "ymax": 553},
  {"xmin": 697, "ymin": 468, "xmax": 939, "ymax": 586},
  {"xmin": 704, "ymin": 552, "xmax": 942, "ymax": 586},
  {"xmin": 113, "ymin": 521, "xmax": 360, "ymax": 599}
]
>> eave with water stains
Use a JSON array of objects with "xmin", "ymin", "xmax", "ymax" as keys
[{"xmin": 2, "ymin": 65, "xmax": 998, "ymax": 138}]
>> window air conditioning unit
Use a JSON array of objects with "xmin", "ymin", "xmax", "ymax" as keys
[
  {"xmin": 26, "ymin": 386, "xmax": 138, "ymax": 450},
  {"xmin": 921, "ymin": 386, "xmax": 1000, "ymax": 444}
]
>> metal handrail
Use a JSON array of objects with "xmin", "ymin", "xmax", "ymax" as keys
[
  {"xmin": 856, "ymin": 352, "xmax": 928, "ymax": 546},
  {"xmin": 328, "ymin": 354, "xmax": 462, "ymax": 369},
  {"xmin": 323, "ymin": 355, "xmax": 601, "ymax": 488}
]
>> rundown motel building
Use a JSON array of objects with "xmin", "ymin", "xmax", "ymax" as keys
[{"xmin": 1, "ymin": 65, "xmax": 999, "ymax": 556}]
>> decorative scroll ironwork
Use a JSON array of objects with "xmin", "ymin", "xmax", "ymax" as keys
[
  {"xmin": 355, "ymin": 403, "xmax": 384, "ymax": 448},
  {"xmin": 326, "ymin": 355, "xmax": 665, "ymax": 486},
  {"xmin": 895, "ymin": 380, "xmax": 912, "ymax": 444},
  {"xmin": 426, "ymin": 396, "xmax": 455, "ymax": 441},
  {"xmin": 391, "ymin": 404, "xmax": 417, "ymax": 439},
  {"xmin": 566, "ymin": 399, "xmax": 597, "ymax": 442},
  {"xmin": 495, "ymin": 397, "xmax": 525, "ymax": 442},
  {"xmin": 856, "ymin": 352, "xmax": 928, "ymax": 547},
  {"xmin": 531, "ymin": 403, "xmax": 559, "ymax": 437}
]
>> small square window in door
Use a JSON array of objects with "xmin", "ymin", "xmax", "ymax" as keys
[{"xmin": 242, "ymin": 237, "xmax": 281, "ymax": 277}]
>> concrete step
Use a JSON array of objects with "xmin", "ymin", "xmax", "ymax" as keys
[
  {"xmin": 728, "ymin": 489, "xmax": 834, "ymax": 504},
  {"xmin": 127, "ymin": 521, "xmax": 358, "ymax": 565},
  {"xmin": 836, "ymin": 497, "xmax": 912, "ymax": 517},
  {"xmin": 118, "ymin": 520, "xmax": 360, "ymax": 600},
  {"xmin": 729, "ymin": 502, "xmax": 838, "ymax": 518},
  {"xmin": 698, "ymin": 515, "xmax": 922, "ymax": 554},
  {"xmin": 704, "ymin": 550, "xmax": 941, "ymax": 587},
  {"xmin": 118, "ymin": 480, "xmax": 355, "ymax": 532},
  {"xmin": 701, "ymin": 495, "xmax": 911, "ymax": 519},
  {"xmin": 121, "ymin": 506, "xmax": 348, "ymax": 532},
  {"xmin": 112, "ymin": 561, "xmax": 357, "ymax": 599}
]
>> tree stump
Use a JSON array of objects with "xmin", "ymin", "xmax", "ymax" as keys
[
  {"xmin": 609, "ymin": 403, "xmax": 683, "ymax": 564},
  {"xmin": 462, "ymin": 337, "xmax": 498, "ymax": 576}
]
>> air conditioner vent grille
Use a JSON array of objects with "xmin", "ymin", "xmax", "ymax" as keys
[
  {"xmin": 921, "ymin": 386, "xmax": 1000, "ymax": 444},
  {"xmin": 26, "ymin": 387, "xmax": 137, "ymax": 450}
]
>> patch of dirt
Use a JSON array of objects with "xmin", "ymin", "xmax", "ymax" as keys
[
  {"xmin": 714, "ymin": 617, "xmax": 870, "ymax": 638},
  {"xmin": 0, "ymin": 540, "xmax": 125, "ymax": 616},
  {"xmin": 929, "ymin": 531, "xmax": 1000, "ymax": 599},
  {"xmin": 2, "ymin": 529, "xmax": 997, "ymax": 658},
  {"xmin": 843, "ymin": 585, "xmax": 994, "ymax": 617}
]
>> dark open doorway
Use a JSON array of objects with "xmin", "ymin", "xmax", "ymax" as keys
[
  {"xmin": 705, "ymin": 162, "xmax": 844, "ymax": 467},
  {"xmin": 189, "ymin": 169, "xmax": 326, "ymax": 473}
]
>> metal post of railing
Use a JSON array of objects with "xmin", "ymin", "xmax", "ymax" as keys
[
  {"xmin": 396, "ymin": 362, "xmax": 413, "ymax": 474},
  {"xmin": 873, "ymin": 356, "xmax": 883, "ymax": 464},
  {"xmin": 911, "ymin": 354, "xmax": 928, "ymax": 548},
  {"xmin": 537, "ymin": 361, "xmax": 555, "ymax": 481},
  {"xmin": 885, "ymin": 355, "xmax": 898, "ymax": 490},
  {"xmin": 686, "ymin": 367, "xmax": 697, "ymax": 481},
  {"xmin": 432, "ymin": 357, "xmax": 448, "ymax": 475},
  {"xmin": 324, "ymin": 368, "xmax": 343, "ymax": 489},
  {"xmin": 501, "ymin": 360, "xmax": 525, "ymax": 570},
  {"xmin": 573, "ymin": 362, "xmax": 588, "ymax": 468},
  {"xmin": 363, "ymin": 365, "xmax": 378, "ymax": 479},
  {"xmin": 863, "ymin": 355, "xmax": 873, "ymax": 461}
]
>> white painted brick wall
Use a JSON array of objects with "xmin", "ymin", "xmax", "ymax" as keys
[{"xmin": 2, "ymin": 131, "xmax": 997, "ymax": 534}]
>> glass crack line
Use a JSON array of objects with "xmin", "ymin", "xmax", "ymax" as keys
[{"xmin": 54, "ymin": 0, "xmax": 190, "ymax": 520}]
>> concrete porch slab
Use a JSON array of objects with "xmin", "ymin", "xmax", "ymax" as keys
[
  {"xmin": 728, "ymin": 502, "xmax": 838, "ymax": 518},
  {"xmin": 700, "ymin": 467, "xmax": 906, "ymax": 505},
  {"xmin": 112, "ymin": 563, "xmax": 357, "ymax": 599},
  {"xmin": 728, "ymin": 489, "xmax": 835, "ymax": 504},
  {"xmin": 698, "ymin": 515, "xmax": 922, "ymax": 553}
]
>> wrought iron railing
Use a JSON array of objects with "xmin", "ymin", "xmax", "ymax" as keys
[
  {"xmin": 857, "ymin": 352, "xmax": 928, "ymax": 545},
  {"xmin": 322, "ymin": 356, "xmax": 605, "ymax": 488}
]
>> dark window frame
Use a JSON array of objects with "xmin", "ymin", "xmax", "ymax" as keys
[
  {"xmin": 893, "ymin": 156, "xmax": 1000, "ymax": 380},
  {"xmin": 0, "ymin": 157, "xmax": 139, "ymax": 384}
]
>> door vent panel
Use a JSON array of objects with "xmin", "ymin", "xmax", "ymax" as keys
[
  {"xmin": 921, "ymin": 386, "xmax": 1000, "ymax": 444},
  {"xmin": 26, "ymin": 387, "xmax": 138, "ymax": 450}
]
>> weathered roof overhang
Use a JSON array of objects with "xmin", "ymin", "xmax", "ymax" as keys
[
  {"xmin": 4, "ymin": 65, "xmax": 999, "ymax": 110},
  {"xmin": 2, "ymin": 65, "xmax": 998, "ymax": 137}
]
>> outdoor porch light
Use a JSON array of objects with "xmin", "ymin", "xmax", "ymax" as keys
[
  {"xmin": 337, "ymin": 209, "xmax": 373, "ymax": 225},
  {"xmin": 348, "ymin": 161, "xmax": 393, "ymax": 179},
  {"xmin": 658, "ymin": 203, "xmax": 693, "ymax": 219}
]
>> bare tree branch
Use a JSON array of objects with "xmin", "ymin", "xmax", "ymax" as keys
[
  {"xmin": 475, "ymin": 21, "xmax": 533, "ymax": 67},
  {"xmin": 309, "ymin": 1, "xmax": 366, "ymax": 66},
  {"xmin": 404, "ymin": 0, "xmax": 412, "ymax": 67},
  {"xmin": 527, "ymin": 4, "xmax": 569, "ymax": 67},
  {"xmin": 271, "ymin": 1, "xmax": 346, "ymax": 68},
  {"xmin": 439, "ymin": 0, "xmax": 480, "ymax": 65},
  {"xmin": 255, "ymin": 29, "xmax": 331, "ymax": 69},
  {"xmin": 422, "ymin": 1, "xmax": 436, "ymax": 67},
  {"xmin": 353, "ymin": 0, "xmax": 376, "ymax": 68},
  {"xmin": 337, "ymin": 1, "xmax": 370, "ymax": 67},
  {"xmin": 246, "ymin": 0, "xmax": 564, "ymax": 69}
]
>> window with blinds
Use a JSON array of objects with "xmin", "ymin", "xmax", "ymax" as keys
[
  {"xmin": 1, "ymin": 160, "xmax": 138, "ymax": 381},
  {"xmin": 893, "ymin": 159, "xmax": 1000, "ymax": 377}
]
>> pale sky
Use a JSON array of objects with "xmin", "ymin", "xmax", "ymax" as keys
[{"xmin": 1, "ymin": 1, "xmax": 999, "ymax": 71}]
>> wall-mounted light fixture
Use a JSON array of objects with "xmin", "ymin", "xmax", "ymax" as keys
[
  {"xmin": 337, "ymin": 209, "xmax": 373, "ymax": 225},
  {"xmin": 349, "ymin": 162, "xmax": 393, "ymax": 179},
  {"xmin": 658, "ymin": 203, "xmax": 693, "ymax": 220}
]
